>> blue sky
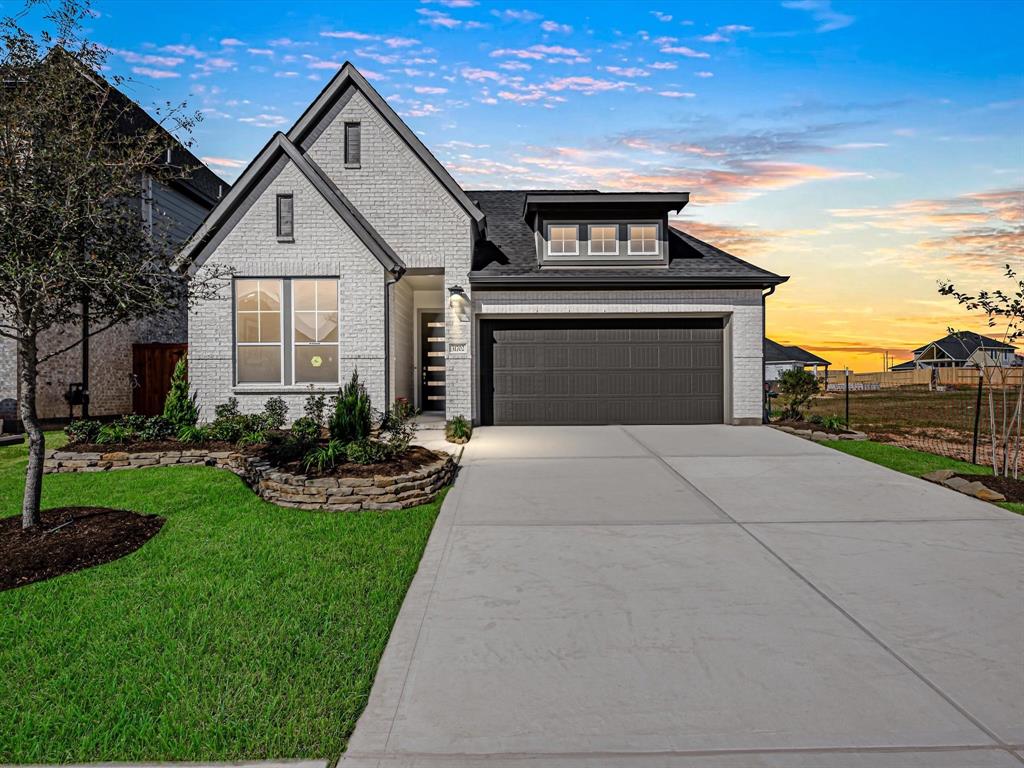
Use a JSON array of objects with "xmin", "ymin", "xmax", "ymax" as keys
[{"xmin": 9, "ymin": 0, "xmax": 1022, "ymax": 370}]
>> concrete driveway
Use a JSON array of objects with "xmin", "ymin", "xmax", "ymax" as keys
[{"xmin": 342, "ymin": 426, "xmax": 1024, "ymax": 767}]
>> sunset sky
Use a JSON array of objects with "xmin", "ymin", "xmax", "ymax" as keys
[{"xmin": 12, "ymin": 0, "xmax": 1021, "ymax": 371}]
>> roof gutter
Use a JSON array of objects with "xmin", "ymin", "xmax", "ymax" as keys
[{"xmin": 468, "ymin": 273, "xmax": 789, "ymax": 290}]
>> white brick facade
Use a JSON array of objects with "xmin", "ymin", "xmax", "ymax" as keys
[{"xmin": 188, "ymin": 160, "xmax": 387, "ymax": 420}]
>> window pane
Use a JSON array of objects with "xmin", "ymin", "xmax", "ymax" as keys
[
  {"xmin": 295, "ymin": 344, "xmax": 338, "ymax": 383},
  {"xmin": 549, "ymin": 225, "xmax": 576, "ymax": 254},
  {"xmin": 236, "ymin": 280, "xmax": 260, "ymax": 311},
  {"xmin": 238, "ymin": 346, "xmax": 281, "ymax": 384},
  {"xmin": 277, "ymin": 195, "xmax": 293, "ymax": 238},
  {"xmin": 317, "ymin": 312, "xmax": 338, "ymax": 342},
  {"xmin": 316, "ymin": 279, "xmax": 338, "ymax": 310},
  {"xmin": 294, "ymin": 311, "xmax": 316, "ymax": 343},
  {"xmin": 260, "ymin": 312, "xmax": 281, "ymax": 342},
  {"xmin": 237, "ymin": 312, "xmax": 260, "ymax": 343},
  {"xmin": 590, "ymin": 225, "xmax": 617, "ymax": 254},
  {"xmin": 258, "ymin": 281, "xmax": 281, "ymax": 310},
  {"xmin": 293, "ymin": 280, "xmax": 317, "ymax": 311},
  {"xmin": 344, "ymin": 122, "xmax": 361, "ymax": 165}
]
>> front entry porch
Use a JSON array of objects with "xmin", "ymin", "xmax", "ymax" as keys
[{"xmin": 389, "ymin": 273, "xmax": 446, "ymax": 414}]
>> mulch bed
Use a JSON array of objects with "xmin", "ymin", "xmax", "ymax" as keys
[
  {"xmin": 280, "ymin": 445, "xmax": 446, "ymax": 479},
  {"xmin": 774, "ymin": 419, "xmax": 851, "ymax": 436},
  {"xmin": 953, "ymin": 474, "xmax": 1024, "ymax": 503},
  {"xmin": 0, "ymin": 507, "xmax": 164, "ymax": 591},
  {"xmin": 65, "ymin": 439, "xmax": 248, "ymax": 453}
]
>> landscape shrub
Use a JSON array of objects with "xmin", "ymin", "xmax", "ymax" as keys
[
  {"xmin": 820, "ymin": 414, "xmax": 846, "ymax": 431},
  {"xmin": 65, "ymin": 419, "xmax": 102, "ymax": 444},
  {"xmin": 379, "ymin": 399, "xmax": 418, "ymax": 454},
  {"xmin": 329, "ymin": 370, "xmax": 372, "ymax": 444},
  {"xmin": 777, "ymin": 369, "xmax": 820, "ymax": 421},
  {"xmin": 162, "ymin": 356, "xmax": 199, "ymax": 431},
  {"xmin": 303, "ymin": 388, "xmax": 327, "ymax": 428},
  {"xmin": 344, "ymin": 437, "xmax": 394, "ymax": 465},
  {"xmin": 214, "ymin": 397, "xmax": 240, "ymax": 421},
  {"xmin": 302, "ymin": 439, "xmax": 347, "ymax": 473},
  {"xmin": 262, "ymin": 396, "xmax": 288, "ymax": 430},
  {"xmin": 445, "ymin": 415, "xmax": 472, "ymax": 444}
]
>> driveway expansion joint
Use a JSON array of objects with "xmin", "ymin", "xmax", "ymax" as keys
[{"xmin": 617, "ymin": 424, "xmax": 1012, "ymax": 750}]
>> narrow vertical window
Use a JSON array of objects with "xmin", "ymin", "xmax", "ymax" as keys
[
  {"xmin": 276, "ymin": 194, "xmax": 294, "ymax": 240},
  {"xmin": 293, "ymin": 279, "xmax": 339, "ymax": 383},
  {"xmin": 235, "ymin": 279, "xmax": 283, "ymax": 384},
  {"xmin": 344, "ymin": 122, "xmax": 361, "ymax": 166}
]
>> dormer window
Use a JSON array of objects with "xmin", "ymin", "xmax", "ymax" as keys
[
  {"xmin": 628, "ymin": 223, "xmax": 659, "ymax": 256},
  {"xmin": 547, "ymin": 224, "xmax": 579, "ymax": 256},
  {"xmin": 588, "ymin": 224, "xmax": 618, "ymax": 255}
]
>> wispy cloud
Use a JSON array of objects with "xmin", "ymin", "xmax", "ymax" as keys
[
  {"xmin": 131, "ymin": 66, "xmax": 180, "ymax": 79},
  {"xmin": 660, "ymin": 45, "xmax": 711, "ymax": 58},
  {"xmin": 540, "ymin": 20, "xmax": 572, "ymax": 34},
  {"xmin": 651, "ymin": 10, "xmax": 673, "ymax": 22},
  {"xmin": 219, "ymin": 38, "xmax": 246, "ymax": 46},
  {"xmin": 699, "ymin": 24, "xmax": 753, "ymax": 43},
  {"xmin": 417, "ymin": 7, "xmax": 487, "ymax": 28},
  {"xmin": 492, "ymin": 8, "xmax": 541, "ymax": 22},
  {"xmin": 200, "ymin": 156, "xmax": 247, "ymax": 168},
  {"xmin": 782, "ymin": 0, "xmax": 855, "ymax": 32},
  {"xmin": 658, "ymin": 90, "xmax": 696, "ymax": 98}
]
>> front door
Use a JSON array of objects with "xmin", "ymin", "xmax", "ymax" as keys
[{"xmin": 420, "ymin": 312, "xmax": 446, "ymax": 412}]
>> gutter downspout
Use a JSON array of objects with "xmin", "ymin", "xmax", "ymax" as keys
[{"xmin": 761, "ymin": 285, "xmax": 776, "ymax": 424}]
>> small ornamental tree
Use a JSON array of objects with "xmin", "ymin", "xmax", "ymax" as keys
[
  {"xmin": 776, "ymin": 368, "xmax": 820, "ymax": 421},
  {"xmin": 162, "ymin": 356, "xmax": 199, "ymax": 432},
  {"xmin": 0, "ymin": 0, "xmax": 227, "ymax": 529},
  {"xmin": 939, "ymin": 265, "xmax": 1024, "ymax": 478}
]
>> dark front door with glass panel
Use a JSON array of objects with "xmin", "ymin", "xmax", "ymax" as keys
[{"xmin": 420, "ymin": 312, "xmax": 446, "ymax": 411}]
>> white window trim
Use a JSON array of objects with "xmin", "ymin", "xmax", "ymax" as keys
[
  {"xmin": 235, "ymin": 278, "xmax": 285, "ymax": 386},
  {"xmin": 627, "ymin": 223, "xmax": 660, "ymax": 256},
  {"xmin": 546, "ymin": 224, "xmax": 579, "ymax": 256},
  {"xmin": 291, "ymin": 279, "xmax": 341, "ymax": 385},
  {"xmin": 587, "ymin": 223, "xmax": 619, "ymax": 256}
]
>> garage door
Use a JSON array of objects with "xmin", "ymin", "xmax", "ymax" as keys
[{"xmin": 480, "ymin": 318, "xmax": 724, "ymax": 425}]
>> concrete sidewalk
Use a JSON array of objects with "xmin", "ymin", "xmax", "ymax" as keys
[{"xmin": 342, "ymin": 425, "xmax": 1024, "ymax": 767}]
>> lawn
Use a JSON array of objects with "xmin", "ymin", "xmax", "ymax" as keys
[
  {"xmin": 823, "ymin": 439, "xmax": 1024, "ymax": 515},
  {"xmin": 0, "ymin": 433, "xmax": 445, "ymax": 763}
]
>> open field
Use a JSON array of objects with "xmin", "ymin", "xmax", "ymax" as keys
[
  {"xmin": 0, "ymin": 434, "xmax": 444, "ymax": 763},
  {"xmin": 807, "ymin": 386, "xmax": 1023, "ymax": 470}
]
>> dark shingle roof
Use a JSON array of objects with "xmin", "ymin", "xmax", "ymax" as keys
[
  {"xmin": 913, "ymin": 331, "xmax": 1017, "ymax": 359},
  {"xmin": 467, "ymin": 190, "xmax": 786, "ymax": 288},
  {"xmin": 764, "ymin": 338, "xmax": 831, "ymax": 366}
]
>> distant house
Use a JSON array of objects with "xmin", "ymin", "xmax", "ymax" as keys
[
  {"xmin": 0, "ymin": 59, "xmax": 227, "ymax": 428},
  {"xmin": 890, "ymin": 331, "xmax": 1020, "ymax": 371},
  {"xmin": 764, "ymin": 338, "xmax": 831, "ymax": 383}
]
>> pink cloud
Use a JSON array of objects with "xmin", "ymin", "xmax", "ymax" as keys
[{"xmin": 660, "ymin": 45, "xmax": 711, "ymax": 58}]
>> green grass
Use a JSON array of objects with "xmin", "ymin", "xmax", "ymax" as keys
[
  {"xmin": 823, "ymin": 439, "xmax": 1024, "ymax": 515},
  {"xmin": 0, "ymin": 433, "xmax": 444, "ymax": 763}
]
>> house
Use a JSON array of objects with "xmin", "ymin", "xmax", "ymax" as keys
[
  {"xmin": 890, "ymin": 331, "xmax": 1020, "ymax": 371},
  {"xmin": 764, "ymin": 338, "xmax": 831, "ymax": 383},
  {"xmin": 0, "ymin": 63, "xmax": 228, "ymax": 428},
  {"xmin": 179, "ymin": 63, "xmax": 787, "ymax": 426}
]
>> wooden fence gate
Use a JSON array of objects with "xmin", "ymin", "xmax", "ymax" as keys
[{"xmin": 132, "ymin": 343, "xmax": 187, "ymax": 416}]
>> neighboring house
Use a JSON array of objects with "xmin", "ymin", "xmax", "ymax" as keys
[
  {"xmin": 764, "ymin": 338, "xmax": 831, "ymax": 383},
  {"xmin": 890, "ymin": 331, "xmax": 1020, "ymax": 371},
  {"xmin": 0, "ymin": 68, "xmax": 228, "ymax": 427},
  {"xmin": 179, "ymin": 63, "xmax": 787, "ymax": 427}
]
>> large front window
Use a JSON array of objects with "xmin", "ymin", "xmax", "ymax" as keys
[
  {"xmin": 547, "ymin": 224, "xmax": 579, "ymax": 255},
  {"xmin": 293, "ymin": 279, "xmax": 339, "ymax": 383},
  {"xmin": 234, "ymin": 277, "xmax": 339, "ymax": 385},
  {"xmin": 235, "ymin": 279, "xmax": 282, "ymax": 384}
]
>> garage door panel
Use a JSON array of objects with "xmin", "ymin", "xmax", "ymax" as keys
[{"xmin": 481, "ymin": 318, "xmax": 724, "ymax": 426}]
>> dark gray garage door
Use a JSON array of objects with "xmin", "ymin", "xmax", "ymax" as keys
[{"xmin": 480, "ymin": 318, "xmax": 724, "ymax": 426}]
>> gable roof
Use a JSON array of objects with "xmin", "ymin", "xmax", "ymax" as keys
[
  {"xmin": 45, "ymin": 47, "xmax": 228, "ymax": 207},
  {"xmin": 287, "ymin": 62, "xmax": 484, "ymax": 224},
  {"xmin": 467, "ymin": 190, "xmax": 787, "ymax": 288},
  {"xmin": 764, "ymin": 338, "xmax": 831, "ymax": 366},
  {"xmin": 913, "ymin": 331, "xmax": 1016, "ymax": 359},
  {"xmin": 176, "ymin": 132, "xmax": 404, "ymax": 276}
]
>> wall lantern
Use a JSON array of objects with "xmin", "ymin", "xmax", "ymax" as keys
[{"xmin": 448, "ymin": 284, "xmax": 469, "ymax": 320}]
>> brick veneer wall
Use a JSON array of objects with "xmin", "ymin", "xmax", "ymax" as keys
[{"xmin": 188, "ymin": 161, "xmax": 388, "ymax": 421}]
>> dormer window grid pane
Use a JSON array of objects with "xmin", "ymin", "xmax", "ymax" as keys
[{"xmin": 548, "ymin": 225, "xmax": 579, "ymax": 255}]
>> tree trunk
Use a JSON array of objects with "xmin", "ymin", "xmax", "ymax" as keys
[{"xmin": 18, "ymin": 333, "xmax": 45, "ymax": 530}]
